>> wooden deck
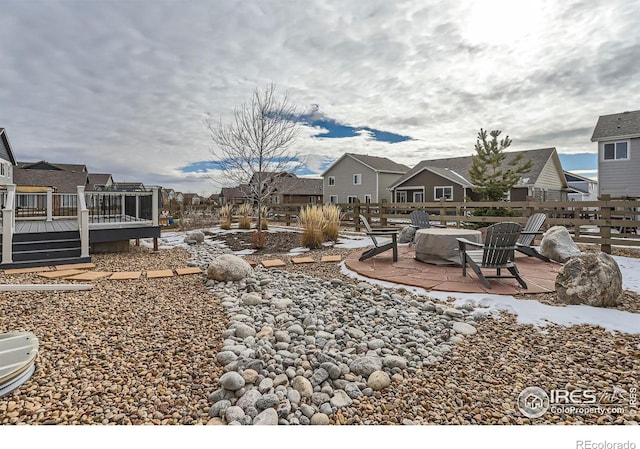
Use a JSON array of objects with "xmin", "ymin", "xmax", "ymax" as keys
[{"xmin": 15, "ymin": 220, "xmax": 79, "ymax": 234}]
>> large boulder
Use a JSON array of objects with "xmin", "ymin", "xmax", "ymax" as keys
[
  {"xmin": 540, "ymin": 226, "xmax": 581, "ymax": 263},
  {"xmin": 555, "ymin": 252, "xmax": 623, "ymax": 307},
  {"xmin": 184, "ymin": 230, "xmax": 205, "ymax": 244},
  {"xmin": 207, "ymin": 254, "xmax": 254, "ymax": 281},
  {"xmin": 398, "ymin": 226, "xmax": 416, "ymax": 244}
]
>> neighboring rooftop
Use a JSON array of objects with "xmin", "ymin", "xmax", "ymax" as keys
[
  {"xmin": 591, "ymin": 110, "xmax": 640, "ymax": 141},
  {"xmin": 323, "ymin": 153, "xmax": 410, "ymax": 176}
]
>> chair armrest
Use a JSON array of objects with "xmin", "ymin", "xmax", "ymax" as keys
[
  {"xmin": 367, "ymin": 230, "xmax": 398, "ymax": 237},
  {"xmin": 520, "ymin": 231, "xmax": 543, "ymax": 235},
  {"xmin": 456, "ymin": 237, "xmax": 483, "ymax": 252},
  {"xmin": 369, "ymin": 228, "xmax": 399, "ymax": 233},
  {"xmin": 430, "ymin": 224, "xmax": 447, "ymax": 228}
]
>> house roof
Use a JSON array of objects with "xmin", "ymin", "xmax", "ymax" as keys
[
  {"xmin": 321, "ymin": 153, "xmax": 410, "ymax": 176},
  {"xmin": 220, "ymin": 186, "xmax": 246, "ymax": 198},
  {"xmin": 88, "ymin": 173, "xmax": 112, "ymax": 186},
  {"xmin": 273, "ymin": 177, "xmax": 323, "ymax": 195},
  {"xmin": 17, "ymin": 161, "xmax": 87, "ymax": 172},
  {"xmin": 563, "ymin": 170, "xmax": 598, "ymax": 184},
  {"xmin": 113, "ymin": 181, "xmax": 146, "ymax": 191},
  {"xmin": 591, "ymin": 110, "xmax": 640, "ymax": 141},
  {"xmin": 13, "ymin": 167, "xmax": 89, "ymax": 193},
  {"xmin": 0, "ymin": 128, "xmax": 17, "ymax": 165},
  {"xmin": 390, "ymin": 148, "xmax": 562, "ymax": 190}
]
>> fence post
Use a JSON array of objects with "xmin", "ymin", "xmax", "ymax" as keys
[
  {"xmin": 354, "ymin": 204, "xmax": 361, "ymax": 231},
  {"xmin": 599, "ymin": 194, "xmax": 612, "ymax": 254},
  {"xmin": 2, "ymin": 185, "xmax": 15, "ymax": 264},
  {"xmin": 380, "ymin": 203, "xmax": 387, "ymax": 227},
  {"xmin": 524, "ymin": 196, "xmax": 534, "ymax": 219},
  {"xmin": 455, "ymin": 206, "xmax": 461, "ymax": 228},
  {"xmin": 574, "ymin": 206, "xmax": 582, "ymax": 238},
  {"xmin": 46, "ymin": 187, "xmax": 53, "ymax": 221},
  {"xmin": 152, "ymin": 187, "xmax": 159, "ymax": 226},
  {"xmin": 440, "ymin": 198, "xmax": 446, "ymax": 226}
]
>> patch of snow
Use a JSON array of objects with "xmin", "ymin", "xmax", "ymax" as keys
[
  {"xmin": 612, "ymin": 255, "xmax": 640, "ymax": 292},
  {"xmin": 288, "ymin": 247, "xmax": 310, "ymax": 255},
  {"xmin": 234, "ymin": 249, "xmax": 256, "ymax": 255}
]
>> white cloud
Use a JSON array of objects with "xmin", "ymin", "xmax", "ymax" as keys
[{"xmin": 1, "ymin": 0, "xmax": 638, "ymax": 194}]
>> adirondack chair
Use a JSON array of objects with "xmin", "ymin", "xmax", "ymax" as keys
[
  {"xmin": 359, "ymin": 214, "xmax": 399, "ymax": 262},
  {"xmin": 457, "ymin": 222, "xmax": 528, "ymax": 289},
  {"xmin": 409, "ymin": 210, "xmax": 445, "ymax": 244},
  {"xmin": 515, "ymin": 213, "xmax": 550, "ymax": 262}
]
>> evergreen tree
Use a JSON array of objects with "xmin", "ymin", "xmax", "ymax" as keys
[{"xmin": 469, "ymin": 128, "xmax": 534, "ymax": 202}]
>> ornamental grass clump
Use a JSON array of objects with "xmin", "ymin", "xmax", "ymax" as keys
[
  {"xmin": 297, "ymin": 205, "xmax": 325, "ymax": 249},
  {"xmin": 220, "ymin": 204, "xmax": 232, "ymax": 230},
  {"xmin": 322, "ymin": 204, "xmax": 343, "ymax": 242},
  {"xmin": 238, "ymin": 203, "xmax": 253, "ymax": 230},
  {"xmin": 260, "ymin": 207, "xmax": 269, "ymax": 230}
]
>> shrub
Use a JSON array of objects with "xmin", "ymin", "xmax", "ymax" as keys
[
  {"xmin": 322, "ymin": 204, "xmax": 343, "ymax": 242},
  {"xmin": 220, "ymin": 204, "xmax": 232, "ymax": 230},
  {"xmin": 260, "ymin": 207, "xmax": 269, "ymax": 230},
  {"xmin": 250, "ymin": 230, "xmax": 267, "ymax": 249},
  {"xmin": 297, "ymin": 205, "xmax": 325, "ymax": 249},
  {"xmin": 238, "ymin": 203, "xmax": 253, "ymax": 230}
]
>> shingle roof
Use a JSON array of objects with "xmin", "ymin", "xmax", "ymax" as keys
[
  {"xmin": 17, "ymin": 161, "xmax": 87, "ymax": 172},
  {"xmin": 591, "ymin": 110, "xmax": 640, "ymax": 141},
  {"xmin": 390, "ymin": 148, "xmax": 558, "ymax": 189},
  {"xmin": 273, "ymin": 177, "xmax": 323, "ymax": 195},
  {"xmin": 89, "ymin": 173, "xmax": 112, "ymax": 186},
  {"xmin": 346, "ymin": 153, "xmax": 410, "ymax": 173},
  {"xmin": 13, "ymin": 167, "xmax": 89, "ymax": 193}
]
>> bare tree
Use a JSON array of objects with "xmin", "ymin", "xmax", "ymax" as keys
[{"xmin": 206, "ymin": 83, "xmax": 303, "ymax": 231}]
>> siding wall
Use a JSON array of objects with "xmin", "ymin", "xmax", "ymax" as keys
[
  {"xmin": 377, "ymin": 172, "xmax": 405, "ymax": 203},
  {"xmin": 598, "ymin": 137, "xmax": 640, "ymax": 197},
  {"xmin": 323, "ymin": 157, "xmax": 377, "ymax": 203},
  {"xmin": 393, "ymin": 170, "xmax": 465, "ymax": 202}
]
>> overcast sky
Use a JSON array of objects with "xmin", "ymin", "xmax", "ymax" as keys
[{"xmin": 1, "ymin": 0, "xmax": 638, "ymax": 195}]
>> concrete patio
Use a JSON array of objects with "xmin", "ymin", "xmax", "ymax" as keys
[{"xmin": 345, "ymin": 244, "xmax": 562, "ymax": 294}]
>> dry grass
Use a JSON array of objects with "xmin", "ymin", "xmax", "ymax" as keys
[
  {"xmin": 238, "ymin": 203, "xmax": 253, "ymax": 230},
  {"xmin": 260, "ymin": 207, "xmax": 269, "ymax": 230},
  {"xmin": 220, "ymin": 204, "xmax": 232, "ymax": 230},
  {"xmin": 322, "ymin": 204, "xmax": 343, "ymax": 242},
  {"xmin": 297, "ymin": 205, "xmax": 325, "ymax": 249},
  {"xmin": 250, "ymin": 230, "xmax": 267, "ymax": 249}
]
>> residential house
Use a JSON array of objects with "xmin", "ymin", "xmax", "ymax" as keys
[
  {"xmin": 591, "ymin": 110, "xmax": 640, "ymax": 198},
  {"xmin": 322, "ymin": 153, "xmax": 410, "ymax": 204},
  {"xmin": 13, "ymin": 160, "xmax": 90, "ymax": 210},
  {"xmin": 182, "ymin": 193, "xmax": 203, "ymax": 206},
  {"xmin": 113, "ymin": 181, "xmax": 146, "ymax": 192},
  {"xmin": 0, "ymin": 128, "xmax": 17, "ymax": 187},
  {"xmin": 161, "ymin": 188, "xmax": 177, "ymax": 208},
  {"xmin": 89, "ymin": 173, "xmax": 114, "ymax": 191},
  {"xmin": 389, "ymin": 148, "xmax": 568, "ymax": 203},
  {"xmin": 219, "ymin": 185, "xmax": 248, "ymax": 206},
  {"xmin": 269, "ymin": 177, "xmax": 323, "ymax": 204},
  {"xmin": 207, "ymin": 193, "xmax": 220, "ymax": 205},
  {"xmin": 564, "ymin": 171, "xmax": 598, "ymax": 202}
]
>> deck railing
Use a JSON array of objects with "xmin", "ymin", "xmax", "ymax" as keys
[{"xmin": 2, "ymin": 185, "xmax": 16, "ymax": 264}]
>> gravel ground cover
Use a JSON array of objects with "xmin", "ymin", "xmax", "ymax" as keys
[{"xmin": 1, "ymin": 231, "xmax": 638, "ymax": 425}]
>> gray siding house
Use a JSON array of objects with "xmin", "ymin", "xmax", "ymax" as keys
[
  {"xmin": 389, "ymin": 148, "xmax": 568, "ymax": 202},
  {"xmin": 591, "ymin": 110, "xmax": 640, "ymax": 198},
  {"xmin": 564, "ymin": 171, "xmax": 598, "ymax": 201},
  {"xmin": 0, "ymin": 128, "xmax": 17, "ymax": 187},
  {"xmin": 321, "ymin": 153, "xmax": 409, "ymax": 204}
]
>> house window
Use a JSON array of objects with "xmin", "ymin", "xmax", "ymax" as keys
[
  {"xmin": 434, "ymin": 186, "xmax": 453, "ymax": 201},
  {"xmin": 329, "ymin": 195, "xmax": 338, "ymax": 204},
  {"xmin": 353, "ymin": 174, "xmax": 361, "ymax": 185},
  {"xmin": 347, "ymin": 195, "xmax": 359, "ymax": 203},
  {"xmin": 413, "ymin": 192, "xmax": 424, "ymax": 203},
  {"xmin": 603, "ymin": 141, "xmax": 629, "ymax": 160},
  {"xmin": 0, "ymin": 163, "xmax": 4, "ymax": 177},
  {"xmin": 396, "ymin": 191, "xmax": 407, "ymax": 203},
  {"xmin": 328, "ymin": 176, "xmax": 335, "ymax": 186},
  {"xmin": 364, "ymin": 194, "xmax": 372, "ymax": 203},
  {"xmin": 308, "ymin": 196, "xmax": 317, "ymax": 204}
]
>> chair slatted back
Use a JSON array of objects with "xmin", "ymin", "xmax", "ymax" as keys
[
  {"xmin": 482, "ymin": 222, "xmax": 522, "ymax": 267},
  {"xmin": 518, "ymin": 213, "xmax": 546, "ymax": 247},
  {"xmin": 410, "ymin": 211, "xmax": 431, "ymax": 229},
  {"xmin": 359, "ymin": 214, "xmax": 379, "ymax": 247}
]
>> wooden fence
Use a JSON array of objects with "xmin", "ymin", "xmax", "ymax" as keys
[{"xmin": 209, "ymin": 195, "xmax": 640, "ymax": 254}]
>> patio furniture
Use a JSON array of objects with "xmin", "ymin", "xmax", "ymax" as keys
[
  {"xmin": 0, "ymin": 332, "xmax": 39, "ymax": 398},
  {"xmin": 414, "ymin": 228, "xmax": 482, "ymax": 265},
  {"xmin": 457, "ymin": 222, "xmax": 528, "ymax": 289},
  {"xmin": 409, "ymin": 211, "xmax": 445, "ymax": 245},
  {"xmin": 358, "ymin": 214, "xmax": 399, "ymax": 262},
  {"xmin": 515, "ymin": 213, "xmax": 550, "ymax": 262}
]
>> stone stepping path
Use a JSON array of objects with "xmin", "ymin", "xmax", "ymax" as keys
[
  {"xmin": 67, "ymin": 271, "xmax": 113, "ymax": 281},
  {"xmin": 6, "ymin": 266, "xmax": 203, "ymax": 281},
  {"xmin": 146, "ymin": 269, "xmax": 174, "ymax": 279},
  {"xmin": 261, "ymin": 259, "xmax": 286, "ymax": 268},
  {"xmin": 110, "ymin": 271, "xmax": 142, "ymax": 280},
  {"xmin": 291, "ymin": 257, "xmax": 314, "ymax": 264},
  {"xmin": 39, "ymin": 269, "xmax": 86, "ymax": 279}
]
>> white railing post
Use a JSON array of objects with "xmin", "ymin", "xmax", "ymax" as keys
[
  {"xmin": 121, "ymin": 193, "xmax": 126, "ymax": 218},
  {"xmin": 46, "ymin": 187, "xmax": 53, "ymax": 221},
  {"xmin": 77, "ymin": 186, "xmax": 89, "ymax": 258},
  {"xmin": 2, "ymin": 185, "xmax": 16, "ymax": 264},
  {"xmin": 152, "ymin": 187, "xmax": 159, "ymax": 226},
  {"xmin": 135, "ymin": 194, "xmax": 140, "ymax": 220}
]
